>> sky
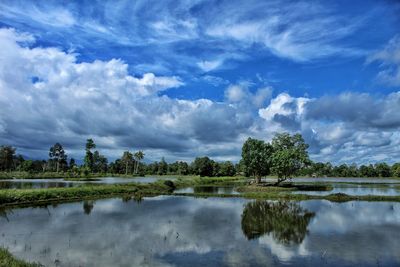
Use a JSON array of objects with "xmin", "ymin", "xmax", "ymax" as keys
[{"xmin": 0, "ymin": 0, "xmax": 400, "ymax": 164}]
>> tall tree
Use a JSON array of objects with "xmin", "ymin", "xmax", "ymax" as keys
[
  {"xmin": 271, "ymin": 133, "xmax": 310, "ymax": 184},
  {"xmin": 93, "ymin": 151, "xmax": 108, "ymax": 173},
  {"xmin": 49, "ymin": 143, "xmax": 67, "ymax": 173},
  {"xmin": 0, "ymin": 146, "xmax": 16, "ymax": 171},
  {"xmin": 392, "ymin": 163, "xmax": 400, "ymax": 178},
  {"xmin": 375, "ymin": 162, "xmax": 392, "ymax": 177},
  {"xmin": 241, "ymin": 138, "xmax": 273, "ymax": 183},
  {"xmin": 177, "ymin": 161, "xmax": 189, "ymax": 175},
  {"xmin": 218, "ymin": 161, "xmax": 236, "ymax": 176},
  {"xmin": 121, "ymin": 151, "xmax": 133, "ymax": 175},
  {"xmin": 134, "ymin": 151, "xmax": 145, "ymax": 174},
  {"xmin": 69, "ymin": 158, "xmax": 76, "ymax": 169},
  {"xmin": 84, "ymin": 139, "xmax": 96, "ymax": 171},
  {"xmin": 158, "ymin": 157, "xmax": 168, "ymax": 175},
  {"xmin": 191, "ymin": 156, "xmax": 214, "ymax": 177}
]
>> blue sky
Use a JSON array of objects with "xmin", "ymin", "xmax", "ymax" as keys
[{"xmin": 0, "ymin": 0, "xmax": 400, "ymax": 164}]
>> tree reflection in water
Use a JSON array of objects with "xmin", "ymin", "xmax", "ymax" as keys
[
  {"xmin": 83, "ymin": 200, "xmax": 94, "ymax": 215},
  {"xmin": 241, "ymin": 201, "xmax": 315, "ymax": 245}
]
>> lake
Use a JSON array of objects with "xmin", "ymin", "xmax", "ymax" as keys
[{"xmin": 1, "ymin": 196, "xmax": 399, "ymax": 267}]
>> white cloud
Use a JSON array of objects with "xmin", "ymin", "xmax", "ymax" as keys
[
  {"xmin": 225, "ymin": 84, "xmax": 248, "ymax": 102},
  {"xmin": 0, "ymin": 3, "xmax": 75, "ymax": 27},
  {"xmin": 0, "ymin": 26, "xmax": 399, "ymax": 164},
  {"xmin": 252, "ymin": 87, "xmax": 273, "ymax": 108},
  {"xmin": 197, "ymin": 59, "xmax": 223, "ymax": 72},
  {"xmin": 0, "ymin": 28, "xmax": 252, "ymax": 161},
  {"xmin": 205, "ymin": 1, "xmax": 364, "ymax": 61},
  {"xmin": 150, "ymin": 18, "xmax": 198, "ymax": 42},
  {"xmin": 256, "ymin": 92, "xmax": 400, "ymax": 164},
  {"xmin": 367, "ymin": 35, "xmax": 400, "ymax": 86},
  {"xmin": 258, "ymin": 93, "xmax": 309, "ymax": 122}
]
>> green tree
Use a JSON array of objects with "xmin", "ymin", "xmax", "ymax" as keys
[
  {"xmin": 19, "ymin": 160, "xmax": 34, "ymax": 172},
  {"xmin": 158, "ymin": 157, "xmax": 168, "ymax": 175},
  {"xmin": 49, "ymin": 143, "xmax": 67, "ymax": 173},
  {"xmin": 121, "ymin": 151, "xmax": 133, "ymax": 175},
  {"xmin": 177, "ymin": 161, "xmax": 189, "ymax": 175},
  {"xmin": 84, "ymin": 139, "xmax": 96, "ymax": 171},
  {"xmin": 134, "ymin": 151, "xmax": 145, "ymax": 174},
  {"xmin": 69, "ymin": 158, "xmax": 76, "ymax": 169},
  {"xmin": 357, "ymin": 164, "xmax": 377, "ymax": 177},
  {"xmin": 93, "ymin": 151, "xmax": 108, "ymax": 173},
  {"xmin": 218, "ymin": 161, "xmax": 236, "ymax": 176},
  {"xmin": 241, "ymin": 138, "xmax": 273, "ymax": 183},
  {"xmin": 375, "ymin": 162, "xmax": 392, "ymax": 177},
  {"xmin": 0, "ymin": 145, "xmax": 16, "ymax": 171},
  {"xmin": 392, "ymin": 163, "xmax": 400, "ymax": 177},
  {"xmin": 192, "ymin": 157, "xmax": 214, "ymax": 177},
  {"xmin": 13, "ymin": 154, "xmax": 24, "ymax": 171},
  {"xmin": 271, "ymin": 133, "xmax": 310, "ymax": 184}
]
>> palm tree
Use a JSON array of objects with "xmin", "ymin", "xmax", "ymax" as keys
[
  {"xmin": 134, "ymin": 151, "xmax": 145, "ymax": 174},
  {"xmin": 121, "ymin": 151, "xmax": 133, "ymax": 175}
]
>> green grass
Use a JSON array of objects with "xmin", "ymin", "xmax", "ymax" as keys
[
  {"xmin": 0, "ymin": 248, "xmax": 42, "ymax": 267},
  {"xmin": 175, "ymin": 175, "xmax": 248, "ymax": 187},
  {"xmin": 0, "ymin": 182, "xmax": 173, "ymax": 207},
  {"xmin": 236, "ymin": 185, "xmax": 294, "ymax": 193}
]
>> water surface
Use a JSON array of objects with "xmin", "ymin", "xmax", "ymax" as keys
[
  {"xmin": 293, "ymin": 184, "xmax": 400, "ymax": 196},
  {"xmin": 0, "ymin": 176, "xmax": 176, "ymax": 189},
  {"xmin": 1, "ymin": 196, "xmax": 399, "ymax": 267},
  {"xmin": 174, "ymin": 186, "xmax": 240, "ymax": 195},
  {"xmin": 263, "ymin": 177, "xmax": 400, "ymax": 184}
]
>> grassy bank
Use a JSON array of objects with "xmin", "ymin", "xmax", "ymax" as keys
[
  {"xmin": 173, "ymin": 182, "xmax": 400, "ymax": 202},
  {"xmin": 175, "ymin": 175, "xmax": 248, "ymax": 187},
  {"xmin": 0, "ymin": 248, "xmax": 42, "ymax": 267},
  {"xmin": 173, "ymin": 190, "xmax": 400, "ymax": 202},
  {"xmin": 0, "ymin": 182, "xmax": 173, "ymax": 207}
]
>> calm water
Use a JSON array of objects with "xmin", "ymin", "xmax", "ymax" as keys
[
  {"xmin": 263, "ymin": 177, "xmax": 400, "ymax": 184},
  {"xmin": 0, "ymin": 180, "xmax": 77, "ymax": 189},
  {"xmin": 293, "ymin": 184, "xmax": 400, "ymax": 196},
  {"xmin": 1, "ymin": 196, "xmax": 399, "ymax": 267},
  {"xmin": 85, "ymin": 177, "xmax": 176, "ymax": 184},
  {"xmin": 0, "ymin": 177, "xmax": 176, "ymax": 189},
  {"xmin": 174, "ymin": 186, "xmax": 240, "ymax": 195}
]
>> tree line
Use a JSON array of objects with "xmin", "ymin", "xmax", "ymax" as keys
[{"xmin": 1, "ymin": 134, "xmax": 400, "ymax": 178}]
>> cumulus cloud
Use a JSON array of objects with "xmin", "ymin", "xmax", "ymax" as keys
[
  {"xmin": 257, "ymin": 92, "xmax": 400, "ymax": 164},
  {"xmin": 258, "ymin": 93, "xmax": 309, "ymax": 131},
  {"xmin": 225, "ymin": 84, "xmax": 273, "ymax": 107},
  {"xmin": 0, "ymin": 28, "xmax": 252, "ymax": 161}
]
